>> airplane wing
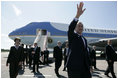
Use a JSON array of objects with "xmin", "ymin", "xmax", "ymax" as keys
[{"xmin": 89, "ymin": 38, "xmax": 117, "ymax": 51}]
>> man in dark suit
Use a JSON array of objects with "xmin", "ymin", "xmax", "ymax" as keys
[
  {"xmin": 104, "ymin": 40, "xmax": 116, "ymax": 78},
  {"xmin": 63, "ymin": 42, "xmax": 69, "ymax": 71},
  {"xmin": 44, "ymin": 48, "xmax": 49, "ymax": 65},
  {"xmin": 24, "ymin": 45, "xmax": 29, "ymax": 66},
  {"xmin": 53, "ymin": 41, "xmax": 63, "ymax": 77},
  {"xmin": 66, "ymin": 2, "xmax": 92, "ymax": 78},
  {"xmin": 20, "ymin": 44, "xmax": 25, "ymax": 70},
  {"xmin": 91, "ymin": 46, "xmax": 97, "ymax": 69},
  {"xmin": 32, "ymin": 43, "xmax": 41, "ymax": 73},
  {"xmin": 6, "ymin": 37, "xmax": 24, "ymax": 78},
  {"xmin": 28, "ymin": 44, "xmax": 33, "ymax": 68}
]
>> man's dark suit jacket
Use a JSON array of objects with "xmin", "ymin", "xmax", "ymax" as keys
[
  {"xmin": 44, "ymin": 50, "xmax": 49, "ymax": 58},
  {"xmin": 53, "ymin": 46, "xmax": 63, "ymax": 68},
  {"xmin": 28, "ymin": 47, "xmax": 34, "ymax": 59},
  {"xmin": 106, "ymin": 45, "xmax": 116, "ymax": 61},
  {"xmin": 67, "ymin": 19, "xmax": 91, "ymax": 71},
  {"xmin": 64, "ymin": 48, "xmax": 68, "ymax": 59},
  {"xmin": 91, "ymin": 49, "xmax": 96, "ymax": 60},
  {"xmin": 53, "ymin": 46, "xmax": 63, "ymax": 60},
  {"xmin": 33, "ymin": 46, "xmax": 41, "ymax": 63},
  {"xmin": 7, "ymin": 46, "xmax": 24, "ymax": 64}
]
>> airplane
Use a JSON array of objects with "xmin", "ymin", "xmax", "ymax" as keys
[{"xmin": 8, "ymin": 22, "xmax": 117, "ymax": 51}]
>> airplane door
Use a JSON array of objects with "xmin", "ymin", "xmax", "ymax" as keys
[{"xmin": 41, "ymin": 30, "xmax": 47, "ymax": 35}]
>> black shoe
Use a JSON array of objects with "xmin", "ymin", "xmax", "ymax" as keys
[
  {"xmin": 113, "ymin": 76, "xmax": 116, "ymax": 78},
  {"xmin": 56, "ymin": 74, "xmax": 60, "ymax": 77},
  {"xmin": 104, "ymin": 73, "xmax": 111, "ymax": 77},
  {"xmin": 112, "ymin": 74, "xmax": 116, "ymax": 78},
  {"xmin": 63, "ymin": 69, "xmax": 66, "ymax": 71},
  {"xmin": 37, "ymin": 71, "xmax": 40, "ymax": 73},
  {"xmin": 31, "ymin": 71, "xmax": 35, "ymax": 73},
  {"xmin": 94, "ymin": 68, "xmax": 98, "ymax": 70}
]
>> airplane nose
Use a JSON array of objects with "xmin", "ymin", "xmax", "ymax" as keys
[{"xmin": 8, "ymin": 31, "xmax": 15, "ymax": 36}]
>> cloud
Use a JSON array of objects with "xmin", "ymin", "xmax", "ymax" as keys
[{"xmin": 12, "ymin": 4, "xmax": 22, "ymax": 16}]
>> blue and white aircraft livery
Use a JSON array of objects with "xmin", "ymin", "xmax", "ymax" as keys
[{"xmin": 9, "ymin": 22, "xmax": 117, "ymax": 51}]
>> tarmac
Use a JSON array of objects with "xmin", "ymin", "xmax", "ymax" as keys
[{"xmin": 1, "ymin": 52, "xmax": 117, "ymax": 78}]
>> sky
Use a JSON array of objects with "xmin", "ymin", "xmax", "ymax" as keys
[{"xmin": 1, "ymin": 1, "xmax": 117, "ymax": 49}]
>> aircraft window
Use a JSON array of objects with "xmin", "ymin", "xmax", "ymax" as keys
[
  {"xmin": 107, "ymin": 30, "xmax": 109, "ymax": 33},
  {"xmin": 112, "ymin": 31, "xmax": 114, "ymax": 33},
  {"xmin": 113, "ymin": 31, "xmax": 114, "ymax": 33},
  {"xmin": 94, "ymin": 29, "xmax": 96, "ymax": 32},
  {"xmin": 105, "ymin": 30, "xmax": 107, "ymax": 33},
  {"xmin": 109, "ymin": 30, "xmax": 111, "ymax": 33},
  {"xmin": 105, "ymin": 30, "xmax": 106, "ymax": 32},
  {"xmin": 88, "ymin": 29, "xmax": 89, "ymax": 32},
  {"xmin": 95, "ymin": 29, "xmax": 97, "ymax": 32},
  {"xmin": 111, "ymin": 30, "xmax": 113, "ymax": 33},
  {"xmin": 114, "ymin": 31, "xmax": 117, "ymax": 33},
  {"xmin": 101, "ymin": 30, "xmax": 103, "ymax": 32},
  {"xmin": 112, "ymin": 30, "xmax": 114, "ymax": 33}
]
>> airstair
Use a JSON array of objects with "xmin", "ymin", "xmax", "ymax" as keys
[{"xmin": 34, "ymin": 29, "xmax": 48, "ymax": 51}]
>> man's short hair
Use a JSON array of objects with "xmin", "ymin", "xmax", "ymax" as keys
[
  {"xmin": 14, "ymin": 37, "xmax": 21, "ymax": 42},
  {"xmin": 77, "ymin": 22, "xmax": 84, "ymax": 27},
  {"xmin": 34, "ymin": 43, "xmax": 38, "ymax": 45},
  {"xmin": 57, "ymin": 41, "xmax": 61, "ymax": 43}
]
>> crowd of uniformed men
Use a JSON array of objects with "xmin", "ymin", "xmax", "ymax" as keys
[{"xmin": 6, "ymin": 2, "xmax": 117, "ymax": 78}]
